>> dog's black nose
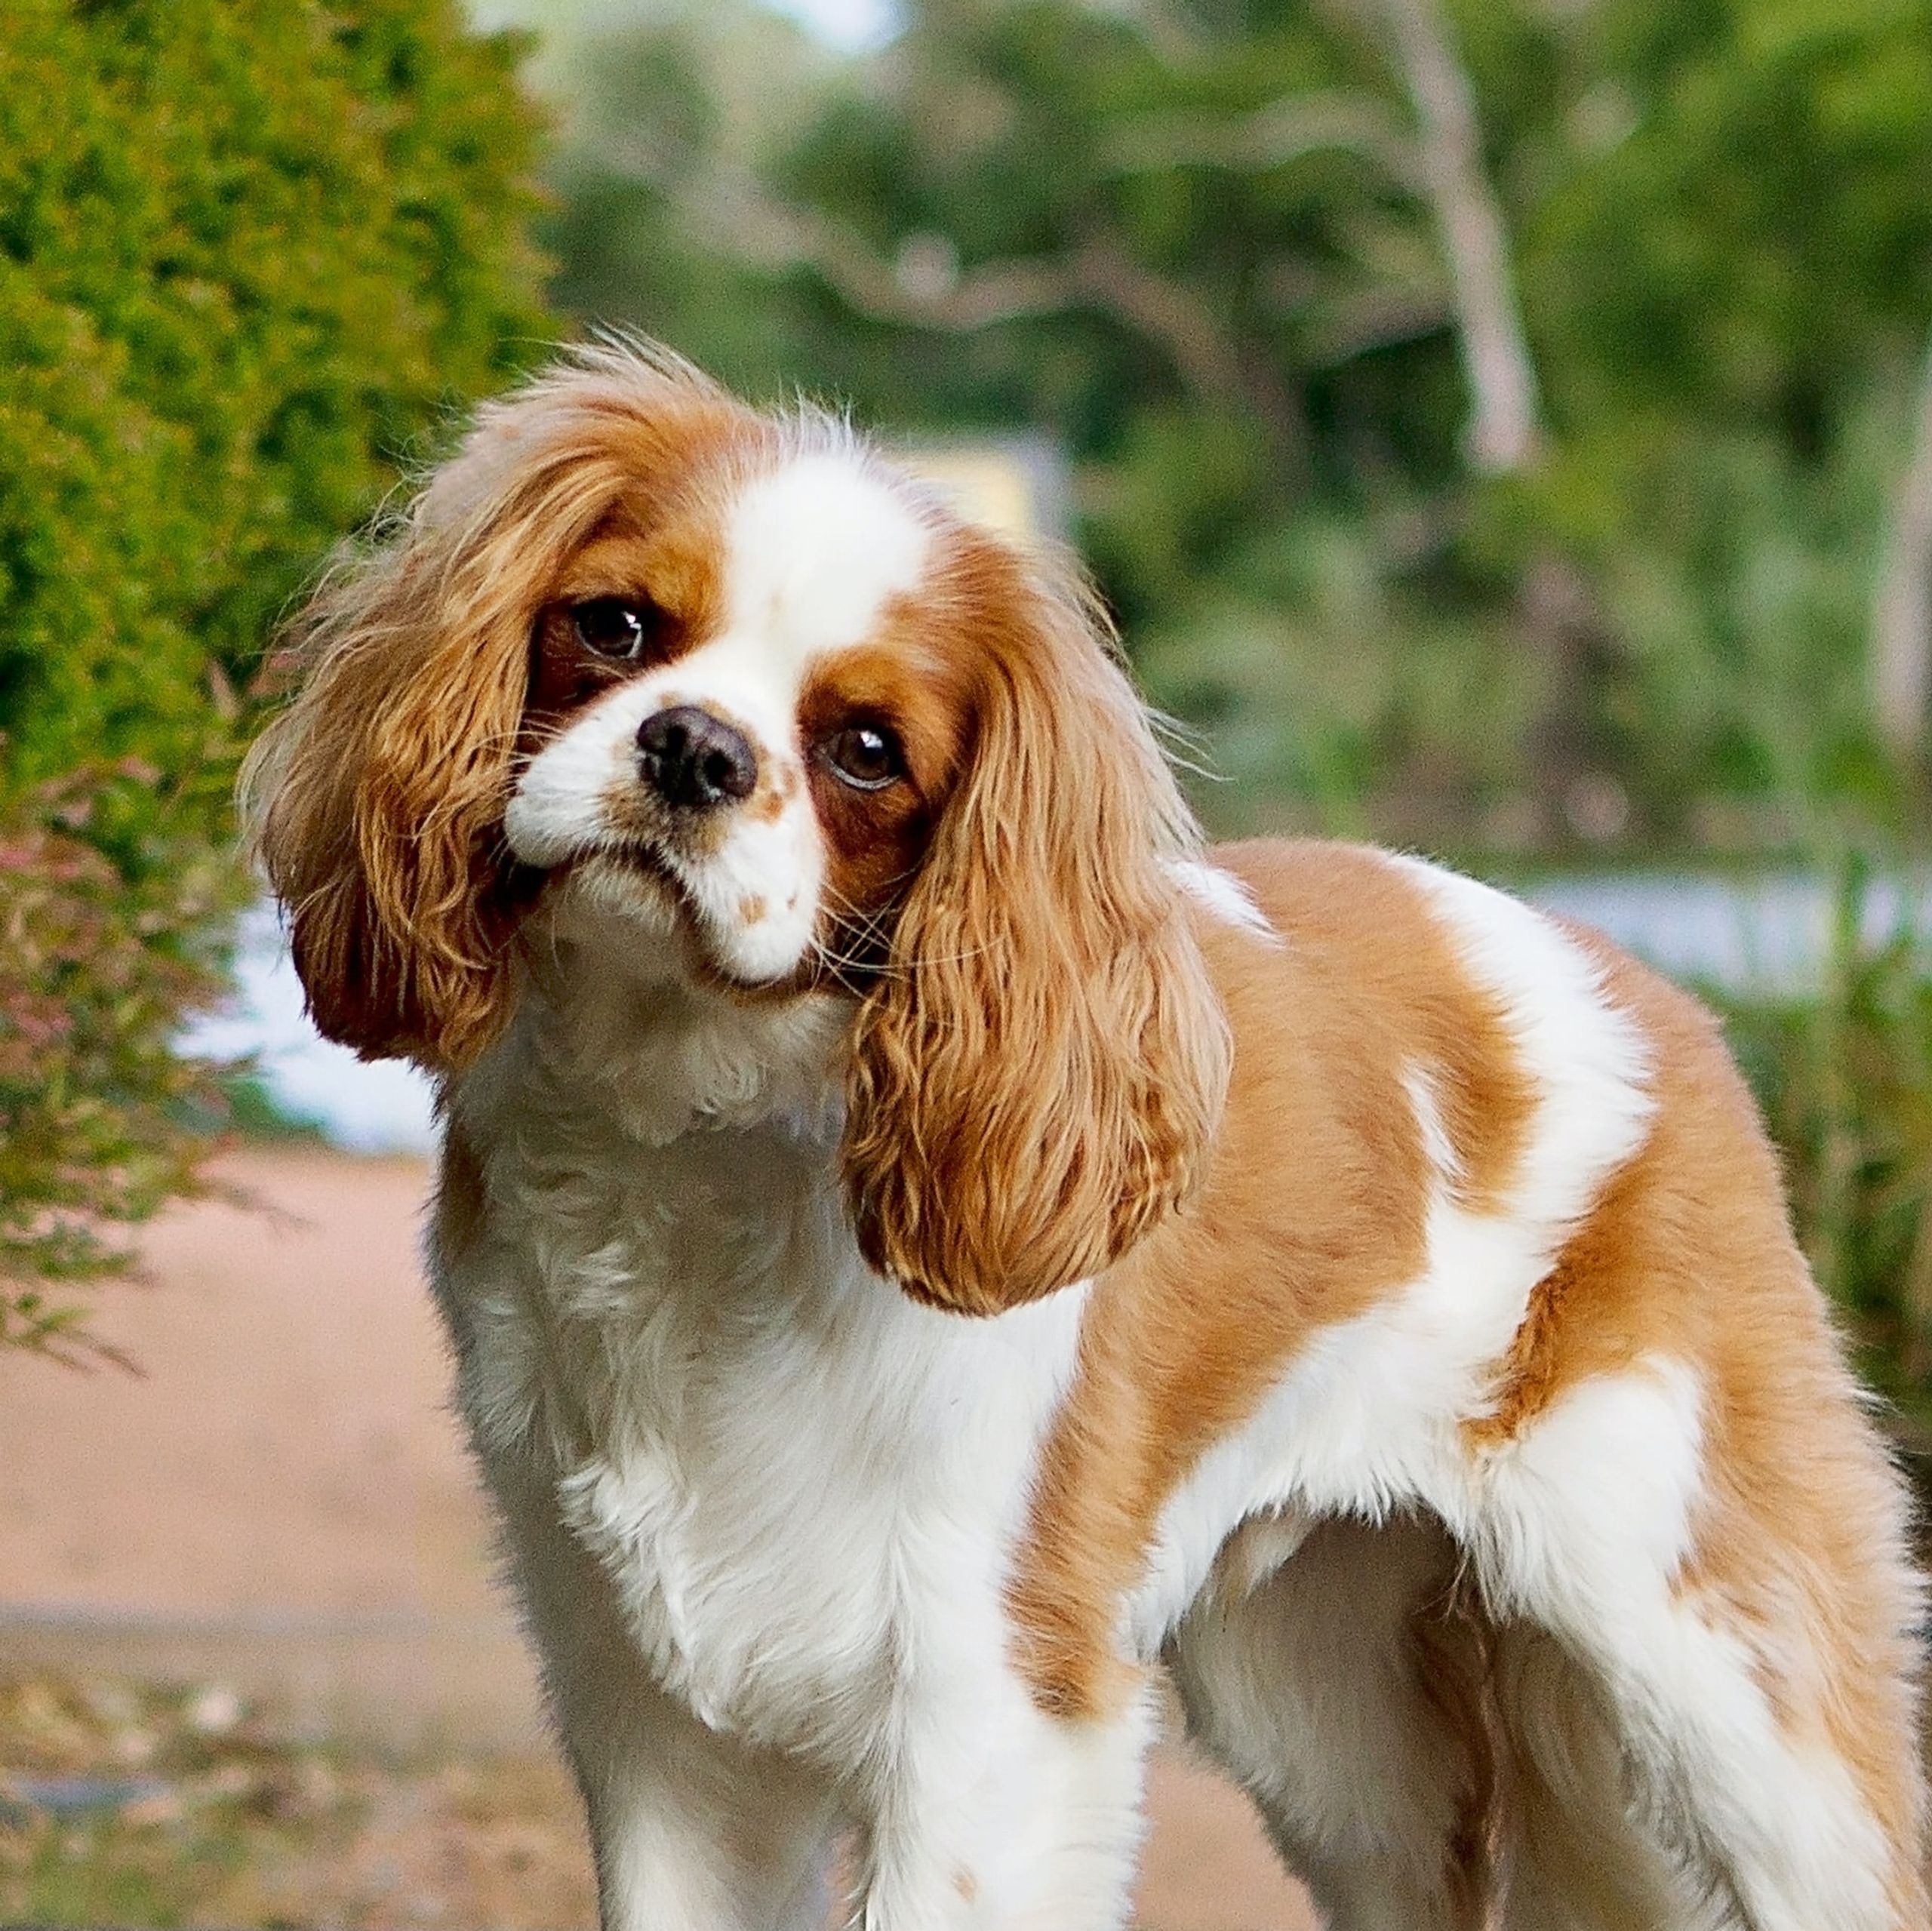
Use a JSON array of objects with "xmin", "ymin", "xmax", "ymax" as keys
[{"xmin": 637, "ymin": 705, "xmax": 758, "ymax": 810}]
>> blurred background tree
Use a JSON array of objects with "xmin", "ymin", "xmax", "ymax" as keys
[
  {"xmin": 507, "ymin": 0, "xmax": 1932, "ymax": 1419},
  {"xmin": 531, "ymin": 0, "xmax": 1932, "ymax": 850},
  {"xmin": 0, "ymin": 0, "xmax": 551, "ymax": 1354}
]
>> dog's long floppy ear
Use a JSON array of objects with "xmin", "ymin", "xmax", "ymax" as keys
[
  {"xmin": 843, "ymin": 546, "xmax": 1232, "ymax": 1314},
  {"xmin": 238, "ymin": 346, "xmax": 744, "ymax": 1071}
]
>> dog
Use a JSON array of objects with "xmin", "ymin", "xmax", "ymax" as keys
[{"xmin": 242, "ymin": 341, "xmax": 1926, "ymax": 1929}]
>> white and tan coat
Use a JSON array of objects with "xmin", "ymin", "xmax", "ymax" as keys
[{"xmin": 242, "ymin": 343, "xmax": 1927, "ymax": 1931}]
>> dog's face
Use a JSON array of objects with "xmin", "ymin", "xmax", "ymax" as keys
[
  {"xmin": 243, "ymin": 345, "xmax": 1228, "ymax": 1310},
  {"xmin": 504, "ymin": 440, "xmax": 972, "ymax": 994}
]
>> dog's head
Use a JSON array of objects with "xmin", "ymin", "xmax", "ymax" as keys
[{"xmin": 242, "ymin": 343, "xmax": 1228, "ymax": 1310}]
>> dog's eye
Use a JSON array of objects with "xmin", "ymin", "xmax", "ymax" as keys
[
  {"xmin": 571, "ymin": 598, "xmax": 658, "ymax": 662},
  {"xmin": 822, "ymin": 723, "xmax": 904, "ymax": 792}
]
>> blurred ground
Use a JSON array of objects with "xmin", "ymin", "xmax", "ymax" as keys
[{"xmin": 0, "ymin": 1148, "xmax": 1316, "ymax": 1929}]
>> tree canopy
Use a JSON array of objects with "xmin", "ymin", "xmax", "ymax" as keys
[{"xmin": 537, "ymin": 0, "xmax": 1932, "ymax": 850}]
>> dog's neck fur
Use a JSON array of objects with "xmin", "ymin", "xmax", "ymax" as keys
[
  {"xmin": 434, "ymin": 935, "xmax": 1094, "ymax": 1788},
  {"xmin": 482, "ymin": 890, "xmax": 857, "ymax": 1152}
]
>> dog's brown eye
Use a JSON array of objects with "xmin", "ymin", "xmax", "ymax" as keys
[
  {"xmin": 823, "ymin": 723, "xmax": 903, "ymax": 791},
  {"xmin": 571, "ymin": 598, "xmax": 657, "ymax": 662}
]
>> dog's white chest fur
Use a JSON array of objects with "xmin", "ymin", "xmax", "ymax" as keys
[{"xmin": 441, "ymin": 1032, "xmax": 1084, "ymax": 1765}]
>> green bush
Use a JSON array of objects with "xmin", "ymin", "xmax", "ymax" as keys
[
  {"xmin": 0, "ymin": 765, "xmax": 233, "ymax": 1364},
  {"xmin": 0, "ymin": 0, "xmax": 552, "ymax": 1354},
  {"xmin": 0, "ymin": 0, "xmax": 552, "ymax": 792}
]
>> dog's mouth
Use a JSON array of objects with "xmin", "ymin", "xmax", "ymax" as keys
[
  {"xmin": 552, "ymin": 841, "xmax": 823, "ymax": 1002},
  {"xmin": 560, "ymin": 838, "xmax": 685, "ymax": 915},
  {"xmin": 605, "ymin": 838, "xmax": 679, "ymax": 888}
]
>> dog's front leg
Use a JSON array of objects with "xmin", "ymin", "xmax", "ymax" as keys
[
  {"xmin": 851, "ymin": 1671, "xmax": 1158, "ymax": 1930},
  {"xmin": 487, "ymin": 1454, "xmax": 838, "ymax": 1931},
  {"xmin": 571, "ymin": 1692, "xmax": 835, "ymax": 1931}
]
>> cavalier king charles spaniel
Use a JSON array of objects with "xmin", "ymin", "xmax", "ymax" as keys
[{"xmin": 243, "ymin": 343, "xmax": 1924, "ymax": 1931}]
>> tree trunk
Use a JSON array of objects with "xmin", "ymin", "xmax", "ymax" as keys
[
  {"xmin": 1874, "ymin": 339, "xmax": 1932, "ymax": 764},
  {"xmin": 1370, "ymin": 0, "xmax": 1542, "ymax": 475}
]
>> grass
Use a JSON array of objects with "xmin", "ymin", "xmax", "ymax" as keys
[{"xmin": 0, "ymin": 1676, "xmax": 595, "ymax": 1929}]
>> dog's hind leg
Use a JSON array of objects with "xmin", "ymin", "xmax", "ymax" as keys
[
  {"xmin": 1488, "ymin": 1622, "xmax": 1703, "ymax": 1930},
  {"xmin": 1169, "ymin": 1511, "xmax": 1497, "ymax": 1931},
  {"xmin": 1473, "ymin": 1356, "xmax": 1927, "ymax": 1931}
]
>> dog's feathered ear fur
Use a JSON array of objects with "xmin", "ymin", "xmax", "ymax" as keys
[
  {"xmin": 842, "ymin": 545, "xmax": 1231, "ymax": 1313},
  {"xmin": 238, "ymin": 346, "xmax": 746, "ymax": 1071}
]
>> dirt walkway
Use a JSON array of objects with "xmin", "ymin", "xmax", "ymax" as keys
[{"xmin": 0, "ymin": 1148, "xmax": 1315, "ymax": 1929}]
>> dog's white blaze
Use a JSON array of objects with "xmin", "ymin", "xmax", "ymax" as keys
[
  {"xmin": 502, "ymin": 666, "xmax": 829, "ymax": 985},
  {"xmin": 721, "ymin": 447, "xmax": 931, "ymax": 667}
]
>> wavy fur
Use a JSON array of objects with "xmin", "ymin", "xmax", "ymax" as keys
[
  {"xmin": 242, "ymin": 343, "xmax": 1927, "ymax": 1930},
  {"xmin": 842, "ymin": 539, "xmax": 1232, "ymax": 1312},
  {"xmin": 238, "ymin": 347, "xmax": 750, "ymax": 1067}
]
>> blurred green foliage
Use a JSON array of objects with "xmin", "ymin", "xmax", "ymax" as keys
[
  {"xmin": 537, "ymin": 0, "xmax": 1932, "ymax": 850},
  {"xmin": 0, "ymin": 0, "xmax": 551, "ymax": 1351},
  {"xmin": 1718, "ymin": 857, "xmax": 1932, "ymax": 1430}
]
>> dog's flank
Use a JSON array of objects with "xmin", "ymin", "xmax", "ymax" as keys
[{"xmin": 245, "ymin": 339, "xmax": 1927, "ymax": 1931}]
